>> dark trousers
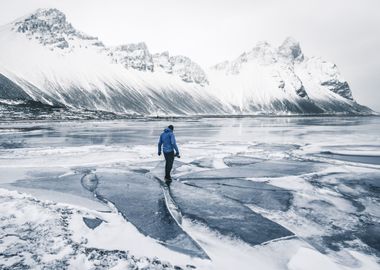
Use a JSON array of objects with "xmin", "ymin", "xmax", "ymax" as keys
[{"xmin": 164, "ymin": 151, "xmax": 175, "ymax": 179}]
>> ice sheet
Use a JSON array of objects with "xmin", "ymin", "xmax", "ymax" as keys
[{"xmin": 1, "ymin": 116, "xmax": 380, "ymax": 269}]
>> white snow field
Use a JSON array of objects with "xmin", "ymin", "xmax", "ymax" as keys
[
  {"xmin": 0, "ymin": 8, "xmax": 373, "ymax": 115},
  {"xmin": 0, "ymin": 117, "xmax": 379, "ymax": 269}
]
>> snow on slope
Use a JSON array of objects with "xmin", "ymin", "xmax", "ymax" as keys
[
  {"xmin": 0, "ymin": 8, "xmax": 372, "ymax": 115},
  {"xmin": 110, "ymin": 43, "xmax": 208, "ymax": 86},
  {"xmin": 208, "ymin": 38, "xmax": 371, "ymax": 114},
  {"xmin": 0, "ymin": 9, "xmax": 227, "ymax": 116}
]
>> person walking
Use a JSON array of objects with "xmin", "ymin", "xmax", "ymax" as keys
[{"xmin": 158, "ymin": 125, "xmax": 180, "ymax": 182}]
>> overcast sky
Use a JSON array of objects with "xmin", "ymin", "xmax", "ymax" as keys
[{"xmin": 1, "ymin": 0, "xmax": 379, "ymax": 111}]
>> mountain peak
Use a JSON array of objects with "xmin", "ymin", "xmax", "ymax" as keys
[
  {"xmin": 110, "ymin": 42, "xmax": 208, "ymax": 84},
  {"xmin": 34, "ymin": 8, "xmax": 66, "ymax": 20},
  {"xmin": 14, "ymin": 8, "xmax": 98, "ymax": 50},
  {"xmin": 112, "ymin": 42, "xmax": 153, "ymax": 71},
  {"xmin": 15, "ymin": 8, "xmax": 72, "ymax": 34},
  {"xmin": 0, "ymin": 9, "xmax": 370, "ymax": 114},
  {"xmin": 278, "ymin": 37, "xmax": 304, "ymax": 61}
]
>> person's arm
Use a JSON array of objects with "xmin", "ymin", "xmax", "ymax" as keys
[
  {"xmin": 171, "ymin": 133, "xmax": 179, "ymax": 156},
  {"xmin": 158, "ymin": 134, "xmax": 163, "ymax": 155}
]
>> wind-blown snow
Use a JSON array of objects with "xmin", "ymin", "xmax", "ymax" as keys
[
  {"xmin": 208, "ymin": 38, "xmax": 368, "ymax": 114},
  {"xmin": 0, "ymin": 9, "xmax": 373, "ymax": 115}
]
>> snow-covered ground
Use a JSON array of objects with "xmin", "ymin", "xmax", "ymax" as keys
[{"xmin": 0, "ymin": 117, "xmax": 379, "ymax": 269}]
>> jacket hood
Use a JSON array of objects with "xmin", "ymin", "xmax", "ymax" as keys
[{"xmin": 164, "ymin": 128, "xmax": 172, "ymax": 133}]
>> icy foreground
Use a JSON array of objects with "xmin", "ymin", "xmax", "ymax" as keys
[
  {"xmin": 0, "ymin": 117, "xmax": 380, "ymax": 269},
  {"xmin": 0, "ymin": 189, "xmax": 191, "ymax": 270},
  {"xmin": 0, "ymin": 8, "xmax": 372, "ymax": 115}
]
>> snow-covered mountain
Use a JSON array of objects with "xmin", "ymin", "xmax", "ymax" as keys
[
  {"xmin": 0, "ymin": 8, "xmax": 225, "ymax": 116},
  {"xmin": 110, "ymin": 44, "xmax": 208, "ymax": 85},
  {"xmin": 208, "ymin": 38, "xmax": 368, "ymax": 113},
  {"xmin": 0, "ymin": 8, "xmax": 372, "ymax": 116}
]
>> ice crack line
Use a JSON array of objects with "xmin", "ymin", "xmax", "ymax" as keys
[
  {"xmin": 0, "ymin": 188, "xmax": 196, "ymax": 269},
  {"xmin": 145, "ymin": 172, "xmax": 183, "ymax": 226}
]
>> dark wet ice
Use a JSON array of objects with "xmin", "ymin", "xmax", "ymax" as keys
[{"xmin": 1, "ymin": 116, "xmax": 379, "ymax": 260}]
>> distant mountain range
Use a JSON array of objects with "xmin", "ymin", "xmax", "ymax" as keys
[{"xmin": 0, "ymin": 8, "xmax": 372, "ymax": 116}]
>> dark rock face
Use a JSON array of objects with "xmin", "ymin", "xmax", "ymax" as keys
[
  {"xmin": 111, "ymin": 42, "xmax": 154, "ymax": 72},
  {"xmin": 296, "ymin": 85, "xmax": 308, "ymax": 98},
  {"xmin": 167, "ymin": 55, "xmax": 209, "ymax": 86},
  {"xmin": 305, "ymin": 58, "xmax": 354, "ymax": 101},
  {"xmin": 1, "ymin": 75, "xmax": 228, "ymax": 115},
  {"xmin": 16, "ymin": 8, "xmax": 70, "ymax": 34},
  {"xmin": 278, "ymin": 37, "xmax": 304, "ymax": 61},
  {"xmin": 14, "ymin": 8, "xmax": 100, "ymax": 50},
  {"xmin": 321, "ymin": 81, "xmax": 353, "ymax": 100},
  {"xmin": 0, "ymin": 73, "xmax": 31, "ymax": 100}
]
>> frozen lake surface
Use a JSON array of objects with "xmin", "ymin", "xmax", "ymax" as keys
[{"xmin": 0, "ymin": 116, "xmax": 379, "ymax": 269}]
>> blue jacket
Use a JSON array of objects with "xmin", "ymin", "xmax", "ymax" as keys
[{"xmin": 158, "ymin": 128, "xmax": 179, "ymax": 154}]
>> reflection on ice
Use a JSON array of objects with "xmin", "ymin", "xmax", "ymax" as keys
[
  {"xmin": 357, "ymin": 223, "xmax": 380, "ymax": 253},
  {"xmin": 81, "ymin": 173, "xmax": 98, "ymax": 192},
  {"xmin": 0, "ymin": 116, "xmax": 379, "ymax": 269},
  {"xmin": 184, "ymin": 179, "xmax": 293, "ymax": 211},
  {"xmin": 11, "ymin": 172, "xmax": 97, "ymax": 203},
  {"xmin": 181, "ymin": 160, "xmax": 324, "ymax": 179},
  {"xmin": 83, "ymin": 216, "xmax": 104, "ymax": 229},
  {"xmin": 223, "ymin": 155, "xmax": 264, "ymax": 167},
  {"xmin": 318, "ymin": 151, "xmax": 380, "ymax": 165},
  {"xmin": 94, "ymin": 171, "xmax": 209, "ymax": 259},
  {"xmin": 170, "ymin": 181, "xmax": 294, "ymax": 245}
]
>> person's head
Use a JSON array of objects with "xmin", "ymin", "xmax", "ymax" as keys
[{"xmin": 168, "ymin": 125, "xmax": 174, "ymax": 131}]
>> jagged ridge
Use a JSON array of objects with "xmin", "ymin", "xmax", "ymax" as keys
[
  {"xmin": 0, "ymin": 8, "xmax": 373, "ymax": 115},
  {"xmin": 14, "ymin": 8, "xmax": 103, "ymax": 49},
  {"xmin": 208, "ymin": 37, "xmax": 367, "ymax": 113}
]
